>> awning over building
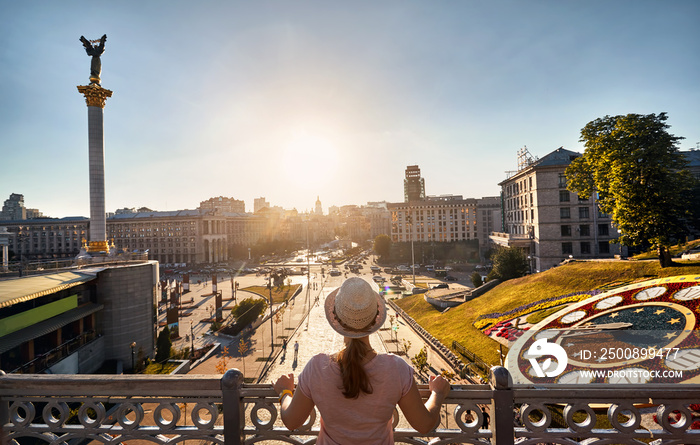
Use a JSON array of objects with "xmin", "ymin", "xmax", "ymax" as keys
[
  {"xmin": 0, "ymin": 271, "xmax": 98, "ymax": 309},
  {"xmin": 0, "ymin": 302, "xmax": 103, "ymax": 354}
]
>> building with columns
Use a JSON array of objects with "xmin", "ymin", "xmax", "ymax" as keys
[{"xmin": 107, "ymin": 209, "xmax": 266, "ymax": 265}]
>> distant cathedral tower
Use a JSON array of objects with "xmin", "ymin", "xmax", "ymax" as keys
[
  {"xmin": 315, "ymin": 196, "xmax": 323, "ymax": 215},
  {"xmin": 404, "ymin": 165, "xmax": 425, "ymax": 202}
]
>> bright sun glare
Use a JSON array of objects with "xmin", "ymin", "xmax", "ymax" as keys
[{"xmin": 282, "ymin": 132, "xmax": 340, "ymax": 191}]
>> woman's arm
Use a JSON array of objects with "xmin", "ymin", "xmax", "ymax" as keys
[
  {"xmin": 397, "ymin": 375, "xmax": 450, "ymax": 434},
  {"xmin": 273, "ymin": 373, "xmax": 316, "ymax": 431}
]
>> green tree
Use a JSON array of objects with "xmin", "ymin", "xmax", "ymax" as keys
[
  {"xmin": 470, "ymin": 271, "xmax": 483, "ymax": 288},
  {"xmin": 411, "ymin": 347, "xmax": 429, "ymax": 375},
  {"xmin": 490, "ymin": 247, "xmax": 528, "ymax": 281},
  {"xmin": 231, "ymin": 298, "xmax": 268, "ymax": 328},
  {"xmin": 373, "ymin": 234, "xmax": 392, "ymax": 258},
  {"xmin": 566, "ymin": 113, "xmax": 696, "ymax": 267},
  {"xmin": 155, "ymin": 326, "xmax": 172, "ymax": 364}
]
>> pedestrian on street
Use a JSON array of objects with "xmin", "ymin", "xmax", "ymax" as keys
[
  {"xmin": 283, "ymin": 338, "xmax": 288, "ymax": 352},
  {"xmin": 481, "ymin": 406, "xmax": 490, "ymax": 430},
  {"xmin": 273, "ymin": 277, "xmax": 450, "ymax": 443},
  {"xmin": 293, "ymin": 340, "xmax": 299, "ymax": 361}
]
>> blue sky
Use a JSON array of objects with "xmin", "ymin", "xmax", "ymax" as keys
[{"xmin": 1, "ymin": 1, "xmax": 699, "ymax": 218}]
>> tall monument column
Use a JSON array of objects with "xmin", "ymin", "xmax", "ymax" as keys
[{"xmin": 77, "ymin": 35, "xmax": 111, "ymax": 253}]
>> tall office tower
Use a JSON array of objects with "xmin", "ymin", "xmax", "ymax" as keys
[{"xmin": 404, "ymin": 165, "xmax": 425, "ymax": 202}]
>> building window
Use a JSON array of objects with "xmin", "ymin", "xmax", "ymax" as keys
[
  {"xmin": 562, "ymin": 242, "xmax": 573, "ymax": 255},
  {"xmin": 558, "ymin": 174, "xmax": 567, "ymax": 188},
  {"xmin": 579, "ymin": 207, "xmax": 589, "ymax": 219},
  {"xmin": 560, "ymin": 208, "xmax": 571, "ymax": 219},
  {"xmin": 598, "ymin": 224, "xmax": 609, "ymax": 236},
  {"xmin": 561, "ymin": 225, "xmax": 572, "ymax": 236},
  {"xmin": 599, "ymin": 241, "xmax": 610, "ymax": 254},
  {"xmin": 559, "ymin": 190, "xmax": 570, "ymax": 202},
  {"xmin": 580, "ymin": 225, "xmax": 590, "ymax": 236},
  {"xmin": 580, "ymin": 242, "xmax": 591, "ymax": 254}
]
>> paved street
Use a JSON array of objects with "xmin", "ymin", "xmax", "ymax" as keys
[{"xmin": 184, "ymin": 267, "xmax": 460, "ymax": 386}]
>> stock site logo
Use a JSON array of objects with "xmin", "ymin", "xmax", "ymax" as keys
[{"xmin": 527, "ymin": 338, "xmax": 568, "ymax": 378}]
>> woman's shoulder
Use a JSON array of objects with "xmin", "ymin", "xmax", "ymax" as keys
[
  {"xmin": 374, "ymin": 353, "xmax": 413, "ymax": 369},
  {"xmin": 304, "ymin": 353, "xmax": 339, "ymax": 371}
]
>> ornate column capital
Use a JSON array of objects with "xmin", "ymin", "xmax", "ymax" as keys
[{"xmin": 77, "ymin": 84, "xmax": 113, "ymax": 108}]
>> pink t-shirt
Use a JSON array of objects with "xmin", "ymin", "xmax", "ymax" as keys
[{"xmin": 297, "ymin": 352, "xmax": 414, "ymax": 445}]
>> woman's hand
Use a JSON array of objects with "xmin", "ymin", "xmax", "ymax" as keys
[
  {"xmin": 273, "ymin": 373, "xmax": 295, "ymax": 394},
  {"xmin": 428, "ymin": 375, "xmax": 450, "ymax": 397}
]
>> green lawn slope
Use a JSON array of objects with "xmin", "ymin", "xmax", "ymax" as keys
[{"xmin": 394, "ymin": 259, "xmax": 700, "ymax": 366}]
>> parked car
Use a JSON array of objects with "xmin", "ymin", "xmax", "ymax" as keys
[
  {"xmin": 370, "ymin": 265, "xmax": 381, "ymax": 273},
  {"xmin": 432, "ymin": 283, "xmax": 449, "ymax": 289},
  {"xmin": 373, "ymin": 275, "xmax": 385, "ymax": 283},
  {"xmin": 445, "ymin": 275, "xmax": 458, "ymax": 281},
  {"xmin": 329, "ymin": 268, "xmax": 342, "ymax": 276}
]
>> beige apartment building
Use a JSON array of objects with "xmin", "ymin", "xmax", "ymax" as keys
[
  {"xmin": 389, "ymin": 196, "xmax": 479, "ymax": 243},
  {"xmin": 490, "ymin": 147, "xmax": 620, "ymax": 272}
]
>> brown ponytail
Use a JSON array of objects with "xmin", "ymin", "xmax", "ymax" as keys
[{"xmin": 336, "ymin": 338, "xmax": 373, "ymax": 399}]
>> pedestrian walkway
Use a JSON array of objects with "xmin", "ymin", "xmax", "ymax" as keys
[
  {"xmin": 264, "ymin": 283, "xmax": 385, "ymax": 380},
  {"xmin": 189, "ymin": 276, "xmax": 328, "ymax": 380}
]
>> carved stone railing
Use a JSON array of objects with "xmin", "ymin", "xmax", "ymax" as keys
[{"xmin": 3, "ymin": 367, "xmax": 700, "ymax": 445}]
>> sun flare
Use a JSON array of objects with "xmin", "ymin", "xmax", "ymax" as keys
[{"xmin": 282, "ymin": 131, "xmax": 340, "ymax": 191}]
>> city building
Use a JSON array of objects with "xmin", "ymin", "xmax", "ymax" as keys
[
  {"xmin": 404, "ymin": 165, "xmax": 426, "ymax": 202},
  {"xmin": 199, "ymin": 196, "xmax": 245, "ymax": 214},
  {"xmin": 490, "ymin": 147, "xmax": 620, "ymax": 272},
  {"xmin": 254, "ymin": 197, "xmax": 270, "ymax": 213},
  {"xmin": 314, "ymin": 196, "xmax": 323, "ymax": 216},
  {"xmin": 389, "ymin": 195, "xmax": 478, "ymax": 243},
  {"xmin": 0, "ymin": 261, "xmax": 157, "ymax": 374},
  {"xmin": 683, "ymin": 149, "xmax": 700, "ymax": 180},
  {"xmin": 25, "ymin": 208, "xmax": 45, "ymax": 219},
  {"xmin": 363, "ymin": 202, "xmax": 391, "ymax": 240},
  {"xmin": 1, "ymin": 217, "xmax": 90, "ymax": 261},
  {"xmin": 476, "ymin": 196, "xmax": 502, "ymax": 256},
  {"xmin": 107, "ymin": 209, "xmax": 266, "ymax": 265},
  {"xmin": 0, "ymin": 194, "xmax": 27, "ymax": 221}
]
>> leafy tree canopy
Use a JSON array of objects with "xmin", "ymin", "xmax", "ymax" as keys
[
  {"xmin": 373, "ymin": 234, "xmax": 391, "ymax": 258},
  {"xmin": 565, "ymin": 113, "xmax": 696, "ymax": 267},
  {"xmin": 155, "ymin": 326, "xmax": 172, "ymax": 364},
  {"xmin": 490, "ymin": 247, "xmax": 529, "ymax": 281}
]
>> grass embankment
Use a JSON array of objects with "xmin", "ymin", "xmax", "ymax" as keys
[
  {"xmin": 395, "ymin": 260, "xmax": 700, "ymax": 366},
  {"xmin": 243, "ymin": 284, "xmax": 302, "ymax": 304},
  {"xmin": 631, "ymin": 239, "xmax": 700, "ymax": 260}
]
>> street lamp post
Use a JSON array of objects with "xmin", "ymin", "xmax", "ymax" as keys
[
  {"xmin": 268, "ymin": 271, "xmax": 274, "ymax": 354},
  {"xmin": 410, "ymin": 207, "xmax": 416, "ymax": 286},
  {"xmin": 130, "ymin": 341, "xmax": 136, "ymax": 372}
]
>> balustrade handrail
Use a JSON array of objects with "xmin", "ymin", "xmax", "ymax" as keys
[{"xmin": 3, "ymin": 367, "xmax": 700, "ymax": 445}]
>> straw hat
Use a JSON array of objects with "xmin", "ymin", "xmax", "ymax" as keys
[{"xmin": 325, "ymin": 277, "xmax": 387, "ymax": 338}]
